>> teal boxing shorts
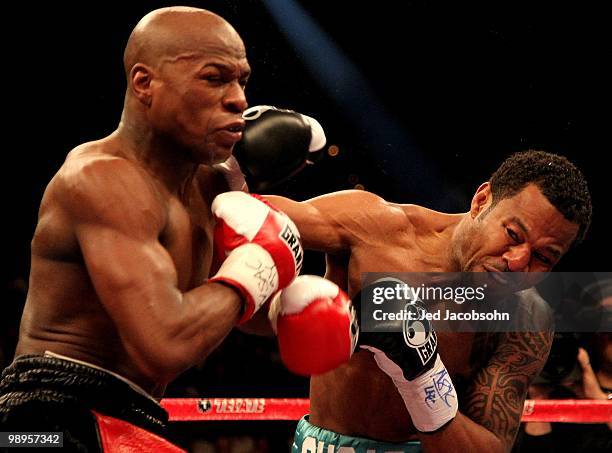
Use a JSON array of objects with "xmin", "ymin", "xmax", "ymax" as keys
[{"xmin": 292, "ymin": 415, "xmax": 422, "ymax": 453}]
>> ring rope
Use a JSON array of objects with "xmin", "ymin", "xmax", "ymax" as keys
[{"xmin": 160, "ymin": 398, "xmax": 612, "ymax": 423}]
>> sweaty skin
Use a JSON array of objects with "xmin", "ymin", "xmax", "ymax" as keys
[
  {"xmin": 268, "ymin": 185, "xmax": 578, "ymax": 451},
  {"xmin": 16, "ymin": 7, "xmax": 251, "ymax": 397}
]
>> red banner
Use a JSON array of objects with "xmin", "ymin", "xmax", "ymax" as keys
[
  {"xmin": 161, "ymin": 398, "xmax": 612, "ymax": 423},
  {"xmin": 161, "ymin": 398, "xmax": 310, "ymax": 421}
]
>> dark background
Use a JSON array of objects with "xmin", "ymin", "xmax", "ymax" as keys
[
  {"xmin": 2, "ymin": 0, "xmax": 611, "ymax": 448},
  {"xmin": 5, "ymin": 0, "xmax": 609, "ymax": 281}
]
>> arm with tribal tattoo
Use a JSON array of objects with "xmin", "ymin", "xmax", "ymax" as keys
[
  {"xmin": 462, "ymin": 331, "xmax": 554, "ymax": 449},
  {"xmin": 419, "ymin": 330, "xmax": 552, "ymax": 452}
]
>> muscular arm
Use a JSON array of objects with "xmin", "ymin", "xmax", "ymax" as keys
[
  {"xmin": 266, "ymin": 190, "xmax": 396, "ymax": 253},
  {"xmin": 62, "ymin": 157, "xmax": 242, "ymax": 383},
  {"xmin": 419, "ymin": 330, "xmax": 553, "ymax": 453},
  {"xmin": 238, "ymin": 191, "xmax": 387, "ymax": 336}
]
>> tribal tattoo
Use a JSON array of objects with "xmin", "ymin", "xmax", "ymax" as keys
[{"xmin": 463, "ymin": 330, "xmax": 553, "ymax": 449}]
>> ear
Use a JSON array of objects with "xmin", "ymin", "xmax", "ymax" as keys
[
  {"xmin": 129, "ymin": 63, "xmax": 154, "ymax": 106},
  {"xmin": 470, "ymin": 182, "xmax": 492, "ymax": 219}
]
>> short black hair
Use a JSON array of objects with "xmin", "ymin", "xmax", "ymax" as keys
[{"xmin": 489, "ymin": 150, "xmax": 592, "ymax": 245}]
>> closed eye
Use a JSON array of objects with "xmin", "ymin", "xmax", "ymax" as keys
[
  {"xmin": 201, "ymin": 75, "xmax": 222, "ymax": 83},
  {"xmin": 506, "ymin": 227, "xmax": 520, "ymax": 243},
  {"xmin": 533, "ymin": 251, "xmax": 552, "ymax": 266}
]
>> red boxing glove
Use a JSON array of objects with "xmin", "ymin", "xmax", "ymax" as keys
[
  {"xmin": 210, "ymin": 192, "xmax": 303, "ymax": 323},
  {"xmin": 269, "ymin": 275, "xmax": 359, "ymax": 376}
]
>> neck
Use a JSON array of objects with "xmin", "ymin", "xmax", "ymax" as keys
[
  {"xmin": 448, "ymin": 214, "xmax": 474, "ymax": 271},
  {"xmin": 116, "ymin": 110, "xmax": 198, "ymax": 194},
  {"xmin": 411, "ymin": 206, "xmax": 464, "ymax": 271}
]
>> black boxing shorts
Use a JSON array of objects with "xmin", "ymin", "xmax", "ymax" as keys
[{"xmin": 0, "ymin": 353, "xmax": 173, "ymax": 452}]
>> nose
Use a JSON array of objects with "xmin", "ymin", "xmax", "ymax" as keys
[
  {"xmin": 503, "ymin": 243, "xmax": 531, "ymax": 272},
  {"xmin": 223, "ymin": 82, "xmax": 248, "ymax": 114}
]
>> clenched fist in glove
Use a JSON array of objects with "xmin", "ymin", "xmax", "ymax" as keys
[
  {"xmin": 269, "ymin": 275, "xmax": 358, "ymax": 376},
  {"xmin": 210, "ymin": 192, "xmax": 303, "ymax": 324},
  {"xmin": 357, "ymin": 278, "xmax": 458, "ymax": 432},
  {"xmin": 233, "ymin": 105, "xmax": 326, "ymax": 191}
]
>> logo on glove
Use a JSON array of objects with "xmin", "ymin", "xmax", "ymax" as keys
[
  {"xmin": 279, "ymin": 223, "xmax": 303, "ymax": 274},
  {"xmin": 402, "ymin": 303, "xmax": 438, "ymax": 366}
]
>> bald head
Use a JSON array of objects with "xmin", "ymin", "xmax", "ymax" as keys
[{"xmin": 123, "ymin": 6, "xmax": 244, "ymax": 77}]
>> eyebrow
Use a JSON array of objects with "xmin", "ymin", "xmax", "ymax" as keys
[
  {"xmin": 510, "ymin": 216, "xmax": 529, "ymax": 235},
  {"xmin": 510, "ymin": 216, "xmax": 562, "ymax": 258},
  {"xmin": 203, "ymin": 62, "xmax": 251, "ymax": 77}
]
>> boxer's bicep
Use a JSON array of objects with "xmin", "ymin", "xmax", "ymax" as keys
[
  {"xmin": 266, "ymin": 191, "xmax": 389, "ymax": 252},
  {"xmin": 77, "ymin": 223, "xmax": 180, "ymax": 321},
  {"xmin": 462, "ymin": 331, "xmax": 553, "ymax": 449}
]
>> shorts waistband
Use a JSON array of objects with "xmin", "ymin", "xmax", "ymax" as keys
[
  {"xmin": 0, "ymin": 354, "xmax": 168, "ymax": 435},
  {"xmin": 294, "ymin": 415, "xmax": 422, "ymax": 453}
]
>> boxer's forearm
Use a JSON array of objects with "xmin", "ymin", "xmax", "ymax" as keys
[
  {"xmin": 418, "ymin": 412, "xmax": 506, "ymax": 453},
  {"xmin": 114, "ymin": 285, "xmax": 244, "ymax": 385}
]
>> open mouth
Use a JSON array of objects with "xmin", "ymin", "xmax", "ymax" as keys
[
  {"xmin": 216, "ymin": 122, "xmax": 246, "ymax": 145},
  {"xmin": 225, "ymin": 124, "xmax": 244, "ymax": 133},
  {"xmin": 217, "ymin": 124, "xmax": 244, "ymax": 144}
]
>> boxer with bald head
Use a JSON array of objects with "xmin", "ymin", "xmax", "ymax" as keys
[
  {"xmin": 268, "ymin": 150, "xmax": 592, "ymax": 452},
  {"xmin": 0, "ymin": 7, "xmax": 307, "ymax": 450}
]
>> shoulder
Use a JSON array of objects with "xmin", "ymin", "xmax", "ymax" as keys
[
  {"xmin": 311, "ymin": 190, "xmax": 407, "ymax": 222},
  {"xmin": 48, "ymin": 146, "xmax": 165, "ymax": 228},
  {"xmin": 492, "ymin": 287, "xmax": 554, "ymax": 358},
  {"xmin": 492, "ymin": 288, "xmax": 554, "ymax": 371},
  {"xmin": 511, "ymin": 287, "xmax": 555, "ymax": 332}
]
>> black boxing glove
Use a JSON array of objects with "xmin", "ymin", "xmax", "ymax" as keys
[
  {"xmin": 356, "ymin": 278, "xmax": 458, "ymax": 432},
  {"xmin": 233, "ymin": 105, "xmax": 326, "ymax": 191}
]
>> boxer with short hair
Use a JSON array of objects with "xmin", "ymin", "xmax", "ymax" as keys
[
  {"xmin": 269, "ymin": 150, "xmax": 592, "ymax": 452},
  {"xmin": 0, "ymin": 7, "xmax": 319, "ymax": 451}
]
